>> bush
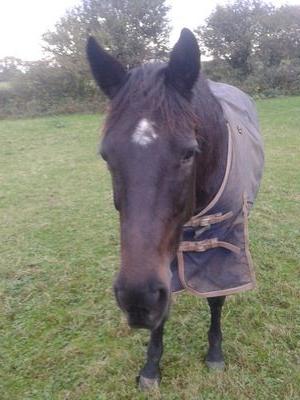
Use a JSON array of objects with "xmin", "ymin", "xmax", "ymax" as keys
[
  {"xmin": 0, "ymin": 61, "xmax": 106, "ymax": 118},
  {"xmin": 1, "ymin": 56, "xmax": 300, "ymax": 119},
  {"xmin": 203, "ymin": 57, "xmax": 300, "ymax": 97}
]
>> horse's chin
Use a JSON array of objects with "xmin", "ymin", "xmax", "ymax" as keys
[
  {"xmin": 127, "ymin": 317, "xmax": 165, "ymax": 331},
  {"xmin": 127, "ymin": 303, "xmax": 170, "ymax": 331},
  {"xmin": 128, "ymin": 321, "xmax": 153, "ymax": 330}
]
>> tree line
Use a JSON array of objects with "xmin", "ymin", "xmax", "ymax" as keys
[
  {"xmin": 1, "ymin": 0, "xmax": 300, "ymax": 118},
  {"xmin": 197, "ymin": 0, "xmax": 300, "ymax": 96}
]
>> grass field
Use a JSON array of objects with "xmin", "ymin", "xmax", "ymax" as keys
[
  {"xmin": 1, "ymin": 96, "xmax": 299, "ymax": 400},
  {"xmin": 0, "ymin": 81, "xmax": 11, "ymax": 90}
]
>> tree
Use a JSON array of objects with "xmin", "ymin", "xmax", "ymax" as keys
[
  {"xmin": 42, "ymin": 6, "xmax": 90, "ymax": 93},
  {"xmin": 0, "ymin": 57, "xmax": 23, "ymax": 82},
  {"xmin": 196, "ymin": 0, "xmax": 273, "ymax": 76},
  {"xmin": 43, "ymin": 0, "xmax": 170, "ymax": 72},
  {"xmin": 197, "ymin": 1, "xmax": 300, "ymax": 95},
  {"xmin": 256, "ymin": 5, "xmax": 300, "ymax": 67}
]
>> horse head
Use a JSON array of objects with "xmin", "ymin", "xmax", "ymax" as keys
[{"xmin": 87, "ymin": 29, "xmax": 201, "ymax": 329}]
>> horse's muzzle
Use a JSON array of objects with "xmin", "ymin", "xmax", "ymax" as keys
[{"xmin": 114, "ymin": 281, "xmax": 170, "ymax": 330}]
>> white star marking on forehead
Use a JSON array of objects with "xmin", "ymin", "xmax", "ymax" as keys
[{"xmin": 132, "ymin": 118, "xmax": 158, "ymax": 146}]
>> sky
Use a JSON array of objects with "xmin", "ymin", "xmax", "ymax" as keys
[{"xmin": 0, "ymin": 0, "xmax": 299, "ymax": 61}]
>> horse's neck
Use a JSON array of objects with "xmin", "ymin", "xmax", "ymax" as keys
[{"xmin": 193, "ymin": 79, "xmax": 228, "ymax": 214}]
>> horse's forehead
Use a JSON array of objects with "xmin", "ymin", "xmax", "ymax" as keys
[
  {"xmin": 102, "ymin": 116, "xmax": 164, "ymax": 167},
  {"xmin": 104, "ymin": 115, "xmax": 163, "ymax": 150},
  {"xmin": 131, "ymin": 118, "xmax": 158, "ymax": 147}
]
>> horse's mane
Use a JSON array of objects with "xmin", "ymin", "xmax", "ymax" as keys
[{"xmin": 105, "ymin": 62, "xmax": 203, "ymax": 134}]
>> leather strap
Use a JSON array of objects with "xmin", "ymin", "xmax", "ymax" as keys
[
  {"xmin": 184, "ymin": 211, "xmax": 233, "ymax": 228},
  {"xmin": 178, "ymin": 238, "xmax": 241, "ymax": 254}
]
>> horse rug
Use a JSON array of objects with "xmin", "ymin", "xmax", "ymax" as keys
[{"xmin": 171, "ymin": 80, "xmax": 264, "ymax": 297}]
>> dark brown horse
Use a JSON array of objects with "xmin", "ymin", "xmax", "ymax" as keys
[{"xmin": 87, "ymin": 28, "xmax": 263, "ymax": 390}]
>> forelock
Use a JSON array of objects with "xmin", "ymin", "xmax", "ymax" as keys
[{"xmin": 105, "ymin": 62, "xmax": 199, "ymax": 134}]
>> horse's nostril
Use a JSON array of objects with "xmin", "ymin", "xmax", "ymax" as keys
[
  {"xmin": 145, "ymin": 284, "xmax": 167, "ymax": 308},
  {"xmin": 158, "ymin": 287, "xmax": 168, "ymax": 304},
  {"xmin": 114, "ymin": 286, "xmax": 126, "ymax": 310}
]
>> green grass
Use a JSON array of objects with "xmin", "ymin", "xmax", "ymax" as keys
[
  {"xmin": 0, "ymin": 97, "xmax": 299, "ymax": 400},
  {"xmin": 0, "ymin": 81, "xmax": 11, "ymax": 90}
]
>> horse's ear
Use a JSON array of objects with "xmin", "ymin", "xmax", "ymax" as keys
[
  {"xmin": 166, "ymin": 28, "xmax": 200, "ymax": 96},
  {"xmin": 86, "ymin": 36, "xmax": 127, "ymax": 99}
]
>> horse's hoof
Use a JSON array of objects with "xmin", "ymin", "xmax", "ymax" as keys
[
  {"xmin": 138, "ymin": 375, "xmax": 160, "ymax": 391},
  {"xmin": 205, "ymin": 360, "xmax": 225, "ymax": 371}
]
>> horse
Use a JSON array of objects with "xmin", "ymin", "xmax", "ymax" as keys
[{"xmin": 86, "ymin": 28, "xmax": 264, "ymax": 390}]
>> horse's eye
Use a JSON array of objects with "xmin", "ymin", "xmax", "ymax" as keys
[{"xmin": 181, "ymin": 148, "xmax": 198, "ymax": 163}]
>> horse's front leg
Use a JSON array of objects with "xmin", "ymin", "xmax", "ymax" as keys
[
  {"xmin": 206, "ymin": 296, "xmax": 226, "ymax": 370},
  {"xmin": 138, "ymin": 320, "xmax": 165, "ymax": 390}
]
